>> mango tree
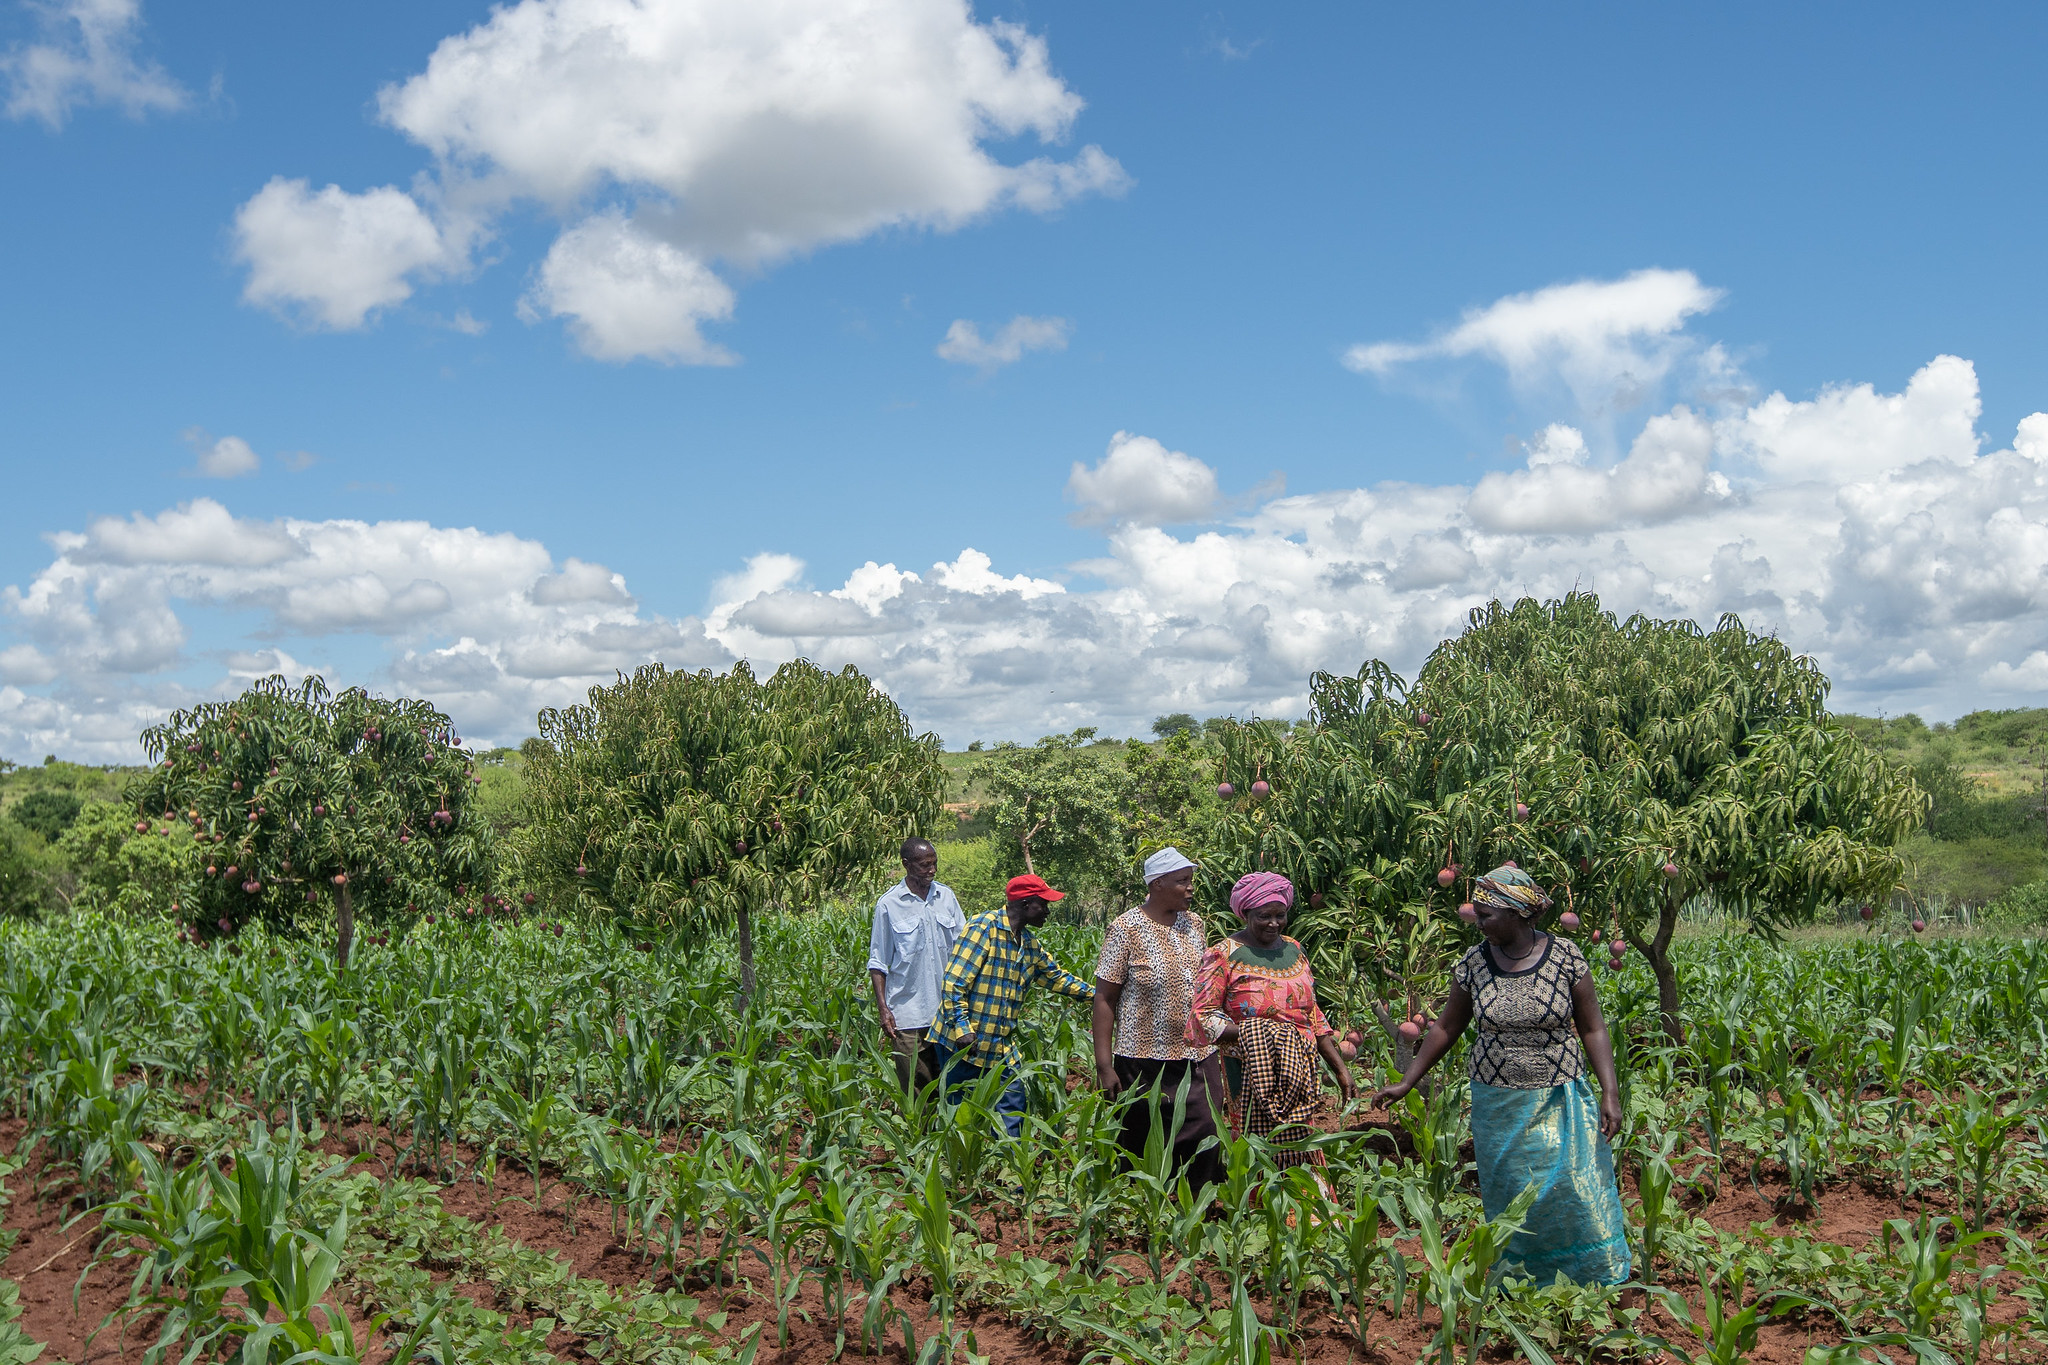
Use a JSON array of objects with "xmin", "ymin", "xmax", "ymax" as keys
[
  {"xmin": 1414, "ymin": 594, "xmax": 1925, "ymax": 1042},
  {"xmin": 1211, "ymin": 595, "xmax": 1924, "ymax": 1045},
  {"xmin": 518, "ymin": 659, "xmax": 943, "ymax": 1008},
  {"xmin": 133, "ymin": 675, "xmax": 491, "ymax": 966},
  {"xmin": 1202, "ymin": 666, "xmax": 1476, "ymax": 1068},
  {"xmin": 981, "ymin": 729, "xmax": 1135, "ymax": 902}
]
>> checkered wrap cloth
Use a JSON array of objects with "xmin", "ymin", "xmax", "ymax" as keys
[{"xmin": 1234, "ymin": 1015, "xmax": 1325, "ymax": 1169}]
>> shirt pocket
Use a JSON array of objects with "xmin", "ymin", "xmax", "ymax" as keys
[{"xmin": 883, "ymin": 909, "xmax": 925, "ymax": 957}]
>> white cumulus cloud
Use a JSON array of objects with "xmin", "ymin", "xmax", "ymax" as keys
[
  {"xmin": 937, "ymin": 315, "xmax": 1071, "ymax": 369},
  {"xmin": 2, "ymin": 0, "xmax": 186, "ymax": 129},
  {"xmin": 185, "ymin": 433, "xmax": 260, "ymax": 479},
  {"xmin": 233, "ymin": 179, "xmax": 457, "ymax": 330},
  {"xmin": 235, "ymin": 0, "xmax": 1125, "ymax": 359},
  {"xmin": 1347, "ymin": 268, "xmax": 1726, "ymax": 418},
  {"xmin": 521, "ymin": 212, "xmax": 736, "ymax": 365},
  {"xmin": 17, "ymin": 275, "xmax": 2048, "ymax": 758},
  {"xmin": 1066, "ymin": 432, "xmax": 1221, "ymax": 526}
]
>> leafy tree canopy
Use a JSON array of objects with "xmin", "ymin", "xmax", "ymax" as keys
[
  {"xmin": 11, "ymin": 789, "xmax": 83, "ymax": 842},
  {"xmin": 982, "ymin": 728, "xmax": 1220, "ymax": 911},
  {"xmin": 59, "ymin": 801, "xmax": 184, "ymax": 918},
  {"xmin": 1211, "ymin": 593, "xmax": 1924, "ymax": 1040},
  {"xmin": 518, "ymin": 659, "xmax": 943, "ymax": 1003},
  {"xmin": 134, "ymin": 675, "xmax": 491, "ymax": 963}
]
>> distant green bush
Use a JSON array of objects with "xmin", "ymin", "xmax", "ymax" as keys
[
  {"xmin": 10, "ymin": 788, "xmax": 83, "ymax": 841},
  {"xmin": 1985, "ymin": 878, "xmax": 2048, "ymax": 925},
  {"xmin": 58, "ymin": 802, "xmax": 184, "ymax": 918},
  {"xmin": 931, "ymin": 832, "xmax": 1006, "ymax": 918},
  {"xmin": 0, "ymin": 822, "xmax": 58, "ymax": 918}
]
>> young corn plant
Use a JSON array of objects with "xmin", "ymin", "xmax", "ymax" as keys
[
  {"xmin": 729, "ymin": 1131, "xmax": 811, "ymax": 1346},
  {"xmin": 1632, "ymin": 1260, "xmax": 1820, "ymax": 1365},
  {"xmin": 1316, "ymin": 1163, "xmax": 1390, "ymax": 1346},
  {"xmin": 806, "ymin": 1146, "xmax": 866, "ymax": 1360},
  {"xmin": 1268, "ymin": 1165, "xmax": 1341, "ymax": 1330},
  {"xmin": 583, "ymin": 1124, "xmax": 632, "ymax": 1243},
  {"xmin": 1940, "ymin": 1088, "xmax": 2042, "ymax": 1231},
  {"xmin": 1693, "ymin": 1019, "xmax": 1740, "ymax": 1194},
  {"xmin": 1122, "ymin": 1071, "xmax": 1209, "ymax": 1284},
  {"xmin": 1403, "ymin": 1178, "xmax": 1540, "ymax": 1365},
  {"xmin": 996, "ymin": 1111, "xmax": 1057, "ymax": 1250},
  {"xmin": 487, "ymin": 1081, "xmax": 561, "ymax": 1208},
  {"xmin": 906, "ymin": 1152, "xmax": 970, "ymax": 1350},
  {"xmin": 97, "ymin": 1143, "xmax": 239, "ymax": 1365},
  {"xmin": 1396, "ymin": 1075, "xmax": 1471, "ymax": 1221},
  {"xmin": 1207, "ymin": 1132, "xmax": 1267, "ymax": 1297},
  {"xmin": 1060, "ymin": 1091, "xmax": 1130, "ymax": 1274},
  {"xmin": 936, "ymin": 1061, "xmax": 1010, "ymax": 1195},
  {"xmin": 844, "ymin": 1189, "xmax": 916, "ymax": 1359},
  {"xmin": 1815, "ymin": 1214, "xmax": 1999, "ymax": 1361},
  {"xmin": 1634, "ymin": 1128, "xmax": 1680, "ymax": 1284},
  {"xmin": 288, "ymin": 1006, "xmax": 357, "ymax": 1128}
]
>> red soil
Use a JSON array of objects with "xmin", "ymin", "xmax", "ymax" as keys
[{"xmin": 6, "ymin": 1110, "xmax": 2044, "ymax": 1365}]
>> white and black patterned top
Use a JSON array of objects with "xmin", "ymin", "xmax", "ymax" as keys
[{"xmin": 1451, "ymin": 935, "xmax": 1588, "ymax": 1090}]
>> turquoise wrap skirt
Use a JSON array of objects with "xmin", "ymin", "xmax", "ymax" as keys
[{"xmin": 1470, "ymin": 1076, "xmax": 1631, "ymax": 1286}]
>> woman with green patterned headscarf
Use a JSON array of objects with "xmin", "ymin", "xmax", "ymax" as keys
[{"xmin": 1370, "ymin": 865, "xmax": 1631, "ymax": 1286}]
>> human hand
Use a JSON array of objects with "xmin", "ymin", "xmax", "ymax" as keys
[
  {"xmin": 1369, "ymin": 1080, "xmax": 1411, "ymax": 1111},
  {"xmin": 1599, "ymin": 1091, "xmax": 1623, "ymax": 1139},
  {"xmin": 1337, "ymin": 1068, "xmax": 1357, "ymax": 1103},
  {"xmin": 878, "ymin": 1004, "xmax": 900, "ymax": 1040},
  {"xmin": 1096, "ymin": 1063, "xmax": 1121, "ymax": 1097}
]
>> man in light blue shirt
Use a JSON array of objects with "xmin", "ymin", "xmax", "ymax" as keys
[{"xmin": 867, "ymin": 836, "xmax": 965, "ymax": 1093}]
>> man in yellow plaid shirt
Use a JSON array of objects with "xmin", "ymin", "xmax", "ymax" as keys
[{"xmin": 931, "ymin": 873, "xmax": 1096, "ymax": 1136}]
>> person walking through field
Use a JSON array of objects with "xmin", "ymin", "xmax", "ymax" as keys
[
  {"xmin": 1092, "ymin": 847, "xmax": 1227, "ymax": 1189},
  {"xmin": 1370, "ymin": 864, "xmax": 1631, "ymax": 1286},
  {"xmin": 1189, "ymin": 871, "xmax": 1356, "ymax": 1173},
  {"xmin": 866, "ymin": 837, "xmax": 965, "ymax": 1094},
  {"xmin": 931, "ymin": 874, "xmax": 1096, "ymax": 1137}
]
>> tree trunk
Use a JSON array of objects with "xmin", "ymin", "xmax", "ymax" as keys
[
  {"xmin": 1369, "ymin": 999, "xmax": 1418, "ymax": 1077},
  {"xmin": 334, "ymin": 880, "xmax": 355, "ymax": 968},
  {"xmin": 734, "ymin": 901, "xmax": 756, "ymax": 1013},
  {"xmin": 1019, "ymin": 818, "xmax": 1047, "ymax": 876},
  {"xmin": 1634, "ymin": 887, "xmax": 1684, "ymax": 1045}
]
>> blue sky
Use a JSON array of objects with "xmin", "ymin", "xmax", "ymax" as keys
[{"xmin": 5, "ymin": 1, "xmax": 2048, "ymax": 758}]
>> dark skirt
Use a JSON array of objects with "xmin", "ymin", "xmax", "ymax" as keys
[{"xmin": 1114, "ymin": 1055, "xmax": 1226, "ymax": 1192}]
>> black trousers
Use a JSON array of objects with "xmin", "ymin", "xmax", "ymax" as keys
[{"xmin": 1114, "ymin": 1055, "xmax": 1226, "ymax": 1193}]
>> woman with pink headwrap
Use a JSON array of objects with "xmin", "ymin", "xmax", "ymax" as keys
[{"xmin": 1187, "ymin": 871, "xmax": 1356, "ymax": 1169}]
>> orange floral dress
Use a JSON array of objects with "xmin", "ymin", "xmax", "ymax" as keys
[
  {"xmin": 1187, "ymin": 935, "xmax": 1335, "ymax": 1051},
  {"xmin": 1187, "ymin": 935, "xmax": 1335, "ymax": 1166}
]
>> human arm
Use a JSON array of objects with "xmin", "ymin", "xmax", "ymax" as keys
[
  {"xmin": 869, "ymin": 969, "xmax": 899, "ymax": 1039},
  {"xmin": 1188, "ymin": 944, "xmax": 1237, "ymax": 1046},
  {"xmin": 1307, "ymin": 983, "xmax": 1354, "ymax": 1099},
  {"xmin": 1571, "ymin": 972, "xmax": 1624, "ymax": 1139},
  {"xmin": 1030, "ymin": 939, "xmax": 1098, "ymax": 1003},
  {"xmin": 865, "ymin": 905, "xmax": 899, "ymax": 1038},
  {"xmin": 1315, "ymin": 1031, "xmax": 1358, "ymax": 1101},
  {"xmin": 1369, "ymin": 981, "xmax": 1474, "ymax": 1108},
  {"xmin": 1092, "ymin": 978, "xmax": 1123, "ymax": 1094},
  {"xmin": 1090, "ymin": 922, "xmax": 1130, "ymax": 1092}
]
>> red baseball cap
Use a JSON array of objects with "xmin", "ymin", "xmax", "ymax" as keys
[{"xmin": 1005, "ymin": 874, "xmax": 1066, "ymax": 902}]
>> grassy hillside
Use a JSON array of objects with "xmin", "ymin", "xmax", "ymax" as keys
[{"xmin": 1836, "ymin": 708, "xmax": 2048, "ymax": 911}]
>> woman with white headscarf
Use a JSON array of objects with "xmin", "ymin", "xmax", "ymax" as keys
[{"xmin": 1091, "ymin": 847, "xmax": 1226, "ymax": 1188}]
